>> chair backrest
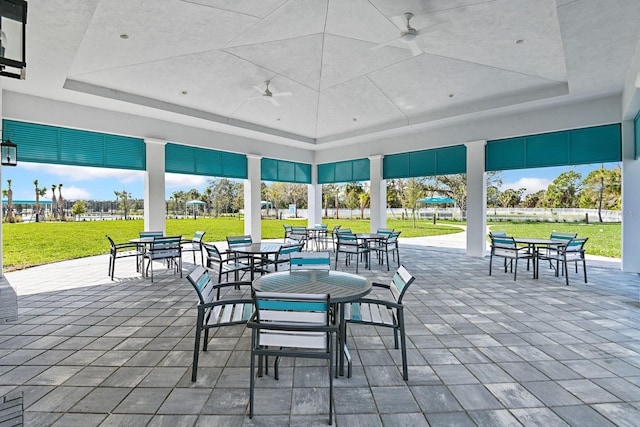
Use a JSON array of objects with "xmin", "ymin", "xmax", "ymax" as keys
[
  {"xmin": 191, "ymin": 231, "xmax": 206, "ymax": 243},
  {"xmin": 490, "ymin": 236, "xmax": 517, "ymax": 249},
  {"xmin": 387, "ymin": 231, "xmax": 401, "ymax": 243},
  {"xmin": 377, "ymin": 228, "xmax": 394, "ymax": 235},
  {"xmin": 290, "ymin": 251, "xmax": 331, "ymax": 270},
  {"xmin": 150, "ymin": 236, "xmax": 182, "ymax": 257},
  {"xmin": 336, "ymin": 228, "xmax": 351, "ymax": 234},
  {"xmin": 227, "ymin": 235, "xmax": 252, "ymax": 248},
  {"xmin": 489, "ymin": 230, "xmax": 507, "ymax": 238},
  {"xmin": 565, "ymin": 237, "xmax": 588, "ymax": 253},
  {"xmin": 202, "ymin": 242, "xmax": 222, "ymax": 262},
  {"xmin": 106, "ymin": 235, "xmax": 116, "ymax": 250},
  {"xmin": 291, "ymin": 226, "xmax": 308, "ymax": 233},
  {"xmin": 187, "ymin": 266, "xmax": 217, "ymax": 305},
  {"xmin": 331, "ymin": 225, "xmax": 341, "ymax": 233},
  {"xmin": 276, "ymin": 243, "xmax": 304, "ymax": 259},
  {"xmin": 313, "ymin": 224, "xmax": 328, "ymax": 229},
  {"xmin": 336, "ymin": 232, "xmax": 358, "ymax": 243},
  {"xmin": 389, "ymin": 265, "xmax": 416, "ymax": 304},
  {"xmin": 252, "ymin": 291, "xmax": 331, "ymax": 349},
  {"xmin": 140, "ymin": 231, "xmax": 164, "ymax": 238},
  {"xmin": 550, "ymin": 231, "xmax": 577, "ymax": 242}
]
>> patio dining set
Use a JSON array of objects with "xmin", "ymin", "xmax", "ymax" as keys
[
  {"xmin": 488, "ymin": 230, "xmax": 589, "ymax": 285},
  {"xmin": 104, "ymin": 227, "xmax": 411, "ymax": 423}
]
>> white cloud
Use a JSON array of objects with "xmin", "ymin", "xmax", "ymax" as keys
[
  {"xmin": 22, "ymin": 163, "xmax": 143, "ymax": 183},
  {"xmin": 501, "ymin": 177, "xmax": 552, "ymax": 195},
  {"xmin": 165, "ymin": 173, "xmax": 209, "ymax": 189}
]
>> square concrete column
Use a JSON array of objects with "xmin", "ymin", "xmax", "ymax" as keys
[
  {"xmin": 308, "ymin": 165, "xmax": 322, "ymax": 226},
  {"xmin": 144, "ymin": 139, "xmax": 167, "ymax": 234},
  {"xmin": 369, "ymin": 155, "xmax": 386, "ymax": 233},
  {"xmin": 245, "ymin": 154, "xmax": 262, "ymax": 242},
  {"xmin": 622, "ymin": 120, "xmax": 640, "ymax": 272},
  {"xmin": 465, "ymin": 141, "xmax": 487, "ymax": 257}
]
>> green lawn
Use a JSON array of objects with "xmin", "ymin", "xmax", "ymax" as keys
[
  {"xmin": 2, "ymin": 218, "xmax": 619, "ymax": 271},
  {"xmin": 1, "ymin": 217, "xmax": 464, "ymax": 271}
]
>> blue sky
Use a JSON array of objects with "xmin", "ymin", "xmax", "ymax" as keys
[{"xmin": 0, "ymin": 161, "xmax": 621, "ymax": 202}]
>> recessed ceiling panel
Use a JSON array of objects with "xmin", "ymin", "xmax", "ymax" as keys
[
  {"xmin": 325, "ymin": 0, "xmax": 398, "ymax": 44},
  {"xmin": 317, "ymin": 77, "xmax": 407, "ymax": 139},
  {"xmin": 320, "ymin": 34, "xmax": 412, "ymax": 90},
  {"xmin": 225, "ymin": 0, "xmax": 328, "ymax": 47},
  {"xmin": 369, "ymin": 53, "xmax": 563, "ymax": 116},
  {"xmin": 224, "ymin": 34, "xmax": 323, "ymax": 90},
  {"xmin": 415, "ymin": 0, "xmax": 567, "ymax": 82},
  {"xmin": 73, "ymin": 50, "xmax": 273, "ymax": 117},
  {"xmin": 69, "ymin": 0, "xmax": 258, "ymax": 76},
  {"xmin": 231, "ymin": 78, "xmax": 319, "ymax": 138},
  {"xmin": 182, "ymin": 0, "xmax": 287, "ymax": 18}
]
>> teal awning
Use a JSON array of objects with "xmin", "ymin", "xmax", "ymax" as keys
[
  {"xmin": 185, "ymin": 200, "xmax": 205, "ymax": 205},
  {"xmin": 419, "ymin": 197, "xmax": 456, "ymax": 204},
  {"xmin": 3, "ymin": 199, "xmax": 52, "ymax": 205}
]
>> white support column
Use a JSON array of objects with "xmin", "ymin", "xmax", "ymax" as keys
[
  {"xmin": 369, "ymin": 155, "xmax": 386, "ymax": 233},
  {"xmin": 465, "ymin": 141, "xmax": 487, "ymax": 257},
  {"xmin": 621, "ymin": 120, "xmax": 640, "ymax": 272},
  {"xmin": 245, "ymin": 154, "xmax": 262, "ymax": 242},
  {"xmin": 308, "ymin": 165, "xmax": 322, "ymax": 226},
  {"xmin": 144, "ymin": 139, "xmax": 166, "ymax": 234}
]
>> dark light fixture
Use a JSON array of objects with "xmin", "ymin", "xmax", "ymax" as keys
[
  {"xmin": 0, "ymin": 0, "xmax": 27, "ymax": 80},
  {"xmin": 1, "ymin": 131, "xmax": 17, "ymax": 166}
]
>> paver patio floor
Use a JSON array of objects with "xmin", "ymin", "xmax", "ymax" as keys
[{"xmin": 1, "ymin": 239, "xmax": 639, "ymax": 426}]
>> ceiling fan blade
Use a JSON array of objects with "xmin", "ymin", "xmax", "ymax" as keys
[
  {"xmin": 269, "ymin": 97, "xmax": 280, "ymax": 107},
  {"xmin": 416, "ymin": 20, "xmax": 448, "ymax": 34},
  {"xmin": 273, "ymin": 92, "xmax": 292, "ymax": 97},
  {"xmin": 252, "ymin": 85, "xmax": 264, "ymax": 93},
  {"xmin": 408, "ymin": 40, "xmax": 423, "ymax": 56},
  {"xmin": 246, "ymin": 95, "xmax": 263, "ymax": 101},
  {"xmin": 371, "ymin": 36, "xmax": 402, "ymax": 50}
]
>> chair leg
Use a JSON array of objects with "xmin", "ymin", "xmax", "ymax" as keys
[
  {"xmin": 249, "ymin": 350, "xmax": 255, "ymax": 419},
  {"xmin": 583, "ymin": 259, "xmax": 588, "ymax": 283},
  {"xmin": 489, "ymin": 254, "xmax": 493, "ymax": 276},
  {"xmin": 398, "ymin": 311, "xmax": 408, "ymax": 381},
  {"xmin": 192, "ymin": 312, "xmax": 204, "ymax": 381},
  {"xmin": 513, "ymin": 258, "xmax": 518, "ymax": 281}
]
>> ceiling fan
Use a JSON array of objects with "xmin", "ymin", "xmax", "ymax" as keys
[
  {"xmin": 247, "ymin": 80, "xmax": 292, "ymax": 106},
  {"xmin": 374, "ymin": 12, "xmax": 443, "ymax": 57}
]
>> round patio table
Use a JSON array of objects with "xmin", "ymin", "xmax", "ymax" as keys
[
  {"xmin": 230, "ymin": 242, "xmax": 284, "ymax": 280},
  {"xmin": 514, "ymin": 238, "xmax": 566, "ymax": 279},
  {"xmin": 253, "ymin": 270, "xmax": 371, "ymax": 377}
]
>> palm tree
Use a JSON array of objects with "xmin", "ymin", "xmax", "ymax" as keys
[
  {"xmin": 51, "ymin": 184, "xmax": 58, "ymax": 220},
  {"xmin": 6, "ymin": 179, "xmax": 14, "ymax": 222},
  {"xmin": 58, "ymin": 183, "xmax": 64, "ymax": 220},
  {"xmin": 39, "ymin": 188, "xmax": 48, "ymax": 219},
  {"xmin": 34, "ymin": 179, "xmax": 40, "ymax": 222}
]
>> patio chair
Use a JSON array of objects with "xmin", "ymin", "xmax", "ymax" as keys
[
  {"xmin": 266, "ymin": 243, "xmax": 304, "ymax": 271},
  {"xmin": 335, "ymin": 232, "xmax": 369, "ymax": 273},
  {"xmin": 376, "ymin": 228, "xmax": 394, "ymax": 235},
  {"xmin": 287, "ymin": 226, "xmax": 309, "ymax": 249},
  {"xmin": 226, "ymin": 234, "xmax": 254, "ymax": 263},
  {"xmin": 186, "ymin": 266, "xmax": 252, "ymax": 381},
  {"xmin": 106, "ymin": 235, "xmax": 142, "ymax": 280},
  {"xmin": 248, "ymin": 292, "xmax": 337, "ymax": 424},
  {"xmin": 139, "ymin": 231, "xmax": 164, "ymax": 238},
  {"xmin": 283, "ymin": 224, "xmax": 292, "ymax": 242},
  {"xmin": 328, "ymin": 225, "xmax": 341, "ymax": 251},
  {"xmin": 540, "ymin": 237, "xmax": 588, "ymax": 285},
  {"xmin": 290, "ymin": 251, "xmax": 331, "ymax": 271},
  {"xmin": 489, "ymin": 236, "xmax": 533, "ymax": 280},
  {"xmin": 181, "ymin": 231, "xmax": 206, "ymax": 266},
  {"xmin": 202, "ymin": 243, "xmax": 252, "ymax": 284},
  {"xmin": 344, "ymin": 265, "xmax": 416, "ymax": 380},
  {"xmin": 538, "ymin": 231, "xmax": 578, "ymax": 268},
  {"xmin": 372, "ymin": 231, "xmax": 401, "ymax": 271},
  {"xmin": 143, "ymin": 236, "xmax": 183, "ymax": 282}
]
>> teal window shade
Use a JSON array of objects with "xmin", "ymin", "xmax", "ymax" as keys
[
  {"xmin": 635, "ymin": 111, "xmax": 640, "ymax": 160},
  {"xmin": 318, "ymin": 158, "xmax": 370, "ymax": 184},
  {"xmin": 2, "ymin": 119, "xmax": 145, "ymax": 170},
  {"xmin": 383, "ymin": 145, "xmax": 466, "ymax": 179},
  {"xmin": 486, "ymin": 124, "xmax": 621, "ymax": 171},
  {"xmin": 165, "ymin": 143, "xmax": 247, "ymax": 178},
  {"xmin": 261, "ymin": 158, "xmax": 311, "ymax": 183}
]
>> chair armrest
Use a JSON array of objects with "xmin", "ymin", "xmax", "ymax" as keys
[
  {"xmin": 371, "ymin": 282, "xmax": 391, "ymax": 289},
  {"xmin": 355, "ymin": 297, "xmax": 402, "ymax": 310},
  {"xmin": 200, "ymin": 297, "xmax": 253, "ymax": 310},
  {"xmin": 247, "ymin": 319, "xmax": 338, "ymax": 333}
]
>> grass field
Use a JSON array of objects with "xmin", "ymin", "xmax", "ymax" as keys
[
  {"xmin": 1, "ymin": 217, "xmax": 463, "ymax": 271},
  {"xmin": 1, "ymin": 218, "xmax": 619, "ymax": 271}
]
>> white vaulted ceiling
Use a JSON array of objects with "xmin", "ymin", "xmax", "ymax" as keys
[{"xmin": 4, "ymin": 0, "xmax": 640, "ymax": 149}]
